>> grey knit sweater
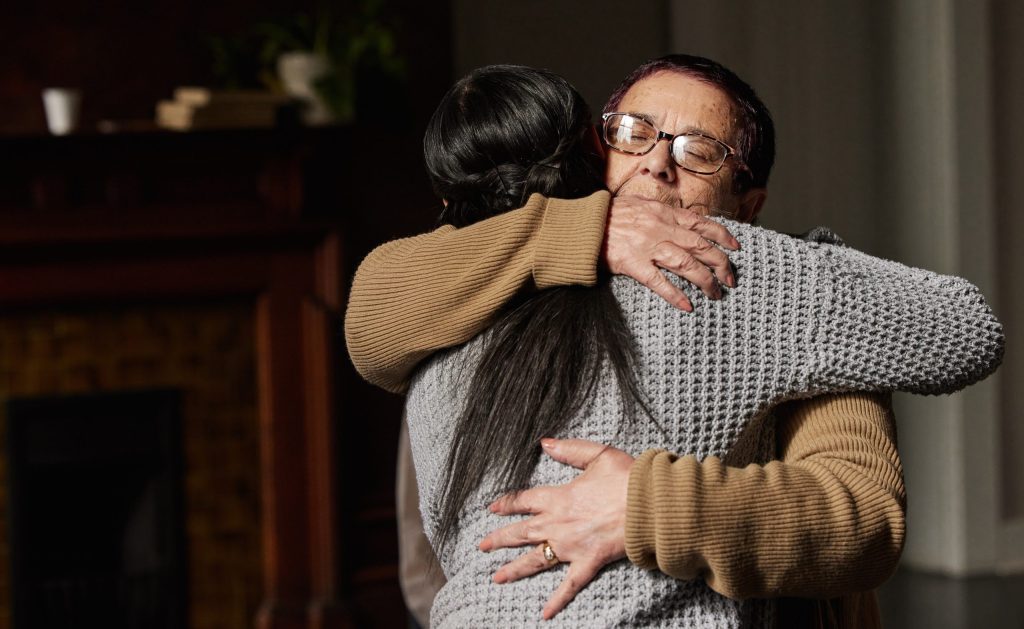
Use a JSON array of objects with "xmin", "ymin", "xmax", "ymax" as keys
[{"xmin": 404, "ymin": 220, "xmax": 1003, "ymax": 628}]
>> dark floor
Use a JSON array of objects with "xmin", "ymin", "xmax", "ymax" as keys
[
  {"xmin": 878, "ymin": 568, "xmax": 1024, "ymax": 629},
  {"xmin": 399, "ymin": 566, "xmax": 1024, "ymax": 628}
]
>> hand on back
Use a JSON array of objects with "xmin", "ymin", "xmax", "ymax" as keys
[{"xmin": 480, "ymin": 438, "xmax": 634, "ymax": 620}]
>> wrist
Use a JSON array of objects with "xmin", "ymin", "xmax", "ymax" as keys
[
  {"xmin": 533, "ymin": 190, "xmax": 610, "ymax": 288},
  {"xmin": 624, "ymin": 449, "xmax": 668, "ymax": 568}
]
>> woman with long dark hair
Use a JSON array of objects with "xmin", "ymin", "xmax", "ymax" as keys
[
  {"xmin": 398, "ymin": 65, "xmax": 1001, "ymax": 627},
  {"xmin": 420, "ymin": 64, "xmax": 649, "ymax": 560}
]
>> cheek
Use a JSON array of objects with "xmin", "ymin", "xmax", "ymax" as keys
[
  {"xmin": 694, "ymin": 167, "xmax": 731, "ymax": 193},
  {"xmin": 686, "ymin": 176, "xmax": 738, "ymax": 213},
  {"xmin": 672, "ymin": 173, "xmax": 729, "ymax": 210},
  {"xmin": 680, "ymin": 175, "xmax": 719, "ymax": 198}
]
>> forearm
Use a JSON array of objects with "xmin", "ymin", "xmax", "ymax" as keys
[
  {"xmin": 625, "ymin": 392, "xmax": 905, "ymax": 599},
  {"xmin": 703, "ymin": 219, "xmax": 1003, "ymax": 397},
  {"xmin": 344, "ymin": 191, "xmax": 609, "ymax": 393},
  {"xmin": 809, "ymin": 242, "xmax": 1004, "ymax": 395}
]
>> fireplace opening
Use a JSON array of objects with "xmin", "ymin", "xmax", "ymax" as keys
[{"xmin": 7, "ymin": 389, "xmax": 185, "ymax": 629}]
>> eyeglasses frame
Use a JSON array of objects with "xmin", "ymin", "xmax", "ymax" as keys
[{"xmin": 601, "ymin": 112, "xmax": 747, "ymax": 175}]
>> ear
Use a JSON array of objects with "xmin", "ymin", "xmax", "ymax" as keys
[{"xmin": 735, "ymin": 188, "xmax": 766, "ymax": 223}]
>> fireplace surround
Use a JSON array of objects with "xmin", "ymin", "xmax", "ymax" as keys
[{"xmin": 0, "ymin": 126, "xmax": 430, "ymax": 628}]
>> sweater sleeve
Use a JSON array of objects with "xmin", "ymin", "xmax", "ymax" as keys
[
  {"xmin": 709, "ymin": 219, "xmax": 1004, "ymax": 397},
  {"xmin": 343, "ymin": 191, "xmax": 610, "ymax": 394},
  {"xmin": 808, "ymin": 243, "xmax": 1005, "ymax": 395},
  {"xmin": 625, "ymin": 391, "xmax": 905, "ymax": 600}
]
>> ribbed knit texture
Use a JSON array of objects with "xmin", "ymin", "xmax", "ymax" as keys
[
  {"xmin": 344, "ymin": 190, "xmax": 609, "ymax": 394},
  {"xmin": 404, "ymin": 221, "xmax": 1003, "ymax": 628}
]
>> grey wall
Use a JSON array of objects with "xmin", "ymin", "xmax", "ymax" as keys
[
  {"xmin": 667, "ymin": 2, "xmax": 897, "ymax": 256},
  {"xmin": 992, "ymin": 0, "xmax": 1024, "ymax": 522}
]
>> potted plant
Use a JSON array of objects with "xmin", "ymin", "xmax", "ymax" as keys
[{"xmin": 257, "ymin": 1, "xmax": 404, "ymax": 125}]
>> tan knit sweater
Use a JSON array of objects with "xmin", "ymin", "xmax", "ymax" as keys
[
  {"xmin": 345, "ymin": 191, "xmax": 609, "ymax": 394},
  {"xmin": 344, "ymin": 192, "xmax": 903, "ymax": 626}
]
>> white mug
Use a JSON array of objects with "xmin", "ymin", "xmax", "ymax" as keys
[{"xmin": 42, "ymin": 88, "xmax": 82, "ymax": 135}]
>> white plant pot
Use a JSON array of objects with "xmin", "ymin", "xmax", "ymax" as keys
[
  {"xmin": 42, "ymin": 88, "xmax": 82, "ymax": 135},
  {"xmin": 277, "ymin": 51, "xmax": 333, "ymax": 125}
]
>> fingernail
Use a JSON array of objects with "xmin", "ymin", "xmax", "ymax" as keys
[
  {"xmin": 494, "ymin": 573, "xmax": 506, "ymax": 584},
  {"xmin": 732, "ymin": 238, "xmax": 741, "ymax": 250},
  {"xmin": 479, "ymin": 540, "xmax": 491, "ymax": 552},
  {"xmin": 727, "ymin": 274, "xmax": 736, "ymax": 288},
  {"xmin": 540, "ymin": 438, "xmax": 556, "ymax": 450}
]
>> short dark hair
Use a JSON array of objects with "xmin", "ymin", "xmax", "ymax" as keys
[{"xmin": 604, "ymin": 54, "xmax": 775, "ymax": 190}]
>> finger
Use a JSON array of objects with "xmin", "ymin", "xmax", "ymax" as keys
[
  {"xmin": 675, "ymin": 211, "xmax": 741, "ymax": 251},
  {"xmin": 539, "ymin": 438, "xmax": 614, "ymax": 470},
  {"xmin": 493, "ymin": 544, "xmax": 558, "ymax": 584},
  {"xmin": 488, "ymin": 487, "xmax": 550, "ymax": 515},
  {"xmin": 479, "ymin": 517, "xmax": 548, "ymax": 551},
  {"xmin": 651, "ymin": 243, "xmax": 721, "ymax": 300},
  {"xmin": 541, "ymin": 560, "xmax": 602, "ymax": 620},
  {"xmin": 669, "ymin": 229, "xmax": 735, "ymax": 288},
  {"xmin": 630, "ymin": 262, "xmax": 693, "ymax": 312}
]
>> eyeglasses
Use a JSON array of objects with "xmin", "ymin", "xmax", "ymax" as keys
[{"xmin": 601, "ymin": 112, "xmax": 744, "ymax": 175}]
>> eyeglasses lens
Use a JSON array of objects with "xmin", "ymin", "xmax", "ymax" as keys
[
  {"xmin": 604, "ymin": 114, "xmax": 728, "ymax": 174},
  {"xmin": 605, "ymin": 114, "xmax": 656, "ymax": 153},
  {"xmin": 670, "ymin": 136, "xmax": 726, "ymax": 174}
]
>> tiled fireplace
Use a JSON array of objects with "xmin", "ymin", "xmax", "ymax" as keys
[{"xmin": 0, "ymin": 305, "xmax": 260, "ymax": 629}]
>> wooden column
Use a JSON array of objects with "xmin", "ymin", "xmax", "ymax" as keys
[{"xmin": 254, "ymin": 244, "xmax": 350, "ymax": 629}]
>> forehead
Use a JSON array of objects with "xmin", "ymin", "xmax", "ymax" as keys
[{"xmin": 617, "ymin": 71, "xmax": 738, "ymax": 140}]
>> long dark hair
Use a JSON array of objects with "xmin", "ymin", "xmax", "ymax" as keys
[{"xmin": 423, "ymin": 65, "xmax": 651, "ymax": 557}]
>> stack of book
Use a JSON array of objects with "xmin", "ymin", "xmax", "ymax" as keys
[{"xmin": 156, "ymin": 87, "xmax": 290, "ymax": 131}]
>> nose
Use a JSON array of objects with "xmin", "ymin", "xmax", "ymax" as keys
[{"xmin": 638, "ymin": 139, "xmax": 676, "ymax": 183}]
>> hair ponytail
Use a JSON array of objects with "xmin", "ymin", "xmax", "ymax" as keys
[{"xmin": 422, "ymin": 65, "xmax": 653, "ymax": 558}]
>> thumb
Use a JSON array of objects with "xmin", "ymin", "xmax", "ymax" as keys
[{"xmin": 540, "ymin": 438, "xmax": 609, "ymax": 470}]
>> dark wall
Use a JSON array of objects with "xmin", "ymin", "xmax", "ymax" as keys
[
  {"xmin": 0, "ymin": 0, "xmax": 452, "ymax": 136},
  {"xmin": 451, "ymin": 0, "xmax": 669, "ymax": 115}
]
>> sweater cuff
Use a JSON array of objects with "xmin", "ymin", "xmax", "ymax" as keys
[
  {"xmin": 625, "ymin": 448, "xmax": 671, "ymax": 570},
  {"xmin": 532, "ymin": 190, "xmax": 610, "ymax": 289}
]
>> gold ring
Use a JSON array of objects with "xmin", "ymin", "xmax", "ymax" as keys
[{"xmin": 541, "ymin": 542, "xmax": 559, "ymax": 564}]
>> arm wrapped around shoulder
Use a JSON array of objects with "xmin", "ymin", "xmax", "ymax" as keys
[
  {"xmin": 343, "ymin": 192, "xmax": 609, "ymax": 394},
  {"xmin": 808, "ymin": 244, "xmax": 1004, "ymax": 395}
]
